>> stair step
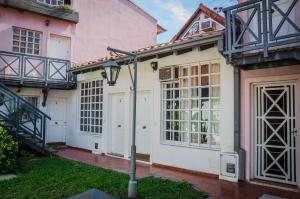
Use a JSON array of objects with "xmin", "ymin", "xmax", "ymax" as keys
[{"xmin": 17, "ymin": 133, "xmax": 32, "ymax": 138}]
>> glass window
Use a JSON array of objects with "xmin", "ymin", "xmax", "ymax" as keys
[
  {"xmin": 22, "ymin": 96, "xmax": 39, "ymax": 121},
  {"xmin": 12, "ymin": 27, "xmax": 42, "ymax": 55},
  {"xmin": 162, "ymin": 63, "xmax": 221, "ymax": 148},
  {"xmin": 37, "ymin": 0, "xmax": 65, "ymax": 6},
  {"xmin": 80, "ymin": 80, "xmax": 103, "ymax": 134}
]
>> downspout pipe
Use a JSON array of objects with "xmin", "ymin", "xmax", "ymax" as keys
[{"xmin": 234, "ymin": 66, "xmax": 246, "ymax": 181}]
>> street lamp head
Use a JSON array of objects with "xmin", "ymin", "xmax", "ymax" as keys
[{"xmin": 103, "ymin": 59, "xmax": 121, "ymax": 86}]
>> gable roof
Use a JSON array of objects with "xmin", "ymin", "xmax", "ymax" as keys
[{"xmin": 171, "ymin": 3, "xmax": 225, "ymax": 42}]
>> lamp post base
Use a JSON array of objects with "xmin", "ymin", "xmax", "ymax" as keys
[{"xmin": 128, "ymin": 180, "xmax": 137, "ymax": 198}]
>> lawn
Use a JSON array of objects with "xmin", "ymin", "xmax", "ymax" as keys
[{"xmin": 0, "ymin": 157, "xmax": 208, "ymax": 199}]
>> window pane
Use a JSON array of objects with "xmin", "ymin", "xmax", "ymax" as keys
[
  {"xmin": 200, "ymin": 99, "xmax": 209, "ymax": 109},
  {"xmin": 211, "ymin": 122, "xmax": 220, "ymax": 133},
  {"xmin": 211, "ymin": 99, "xmax": 220, "ymax": 109},
  {"xmin": 211, "ymin": 111, "xmax": 220, "ymax": 121},
  {"xmin": 201, "ymin": 88, "xmax": 209, "ymax": 98},
  {"xmin": 201, "ymin": 65, "xmax": 209, "ymax": 74},
  {"xmin": 200, "ymin": 122, "xmax": 208, "ymax": 132},
  {"xmin": 191, "ymin": 65, "xmax": 198, "ymax": 76},
  {"xmin": 211, "ymin": 63, "xmax": 220, "ymax": 73},
  {"xmin": 201, "ymin": 76, "xmax": 209, "ymax": 86},
  {"xmin": 200, "ymin": 134, "xmax": 208, "ymax": 144},
  {"xmin": 181, "ymin": 78, "xmax": 189, "ymax": 87},
  {"xmin": 190, "ymin": 133, "xmax": 198, "ymax": 144},
  {"xmin": 211, "ymin": 134, "xmax": 220, "ymax": 146},
  {"xmin": 211, "ymin": 75, "xmax": 220, "ymax": 85},
  {"xmin": 200, "ymin": 111, "xmax": 209, "ymax": 121},
  {"xmin": 211, "ymin": 87, "xmax": 220, "ymax": 97},
  {"xmin": 191, "ymin": 122, "xmax": 198, "ymax": 132},
  {"xmin": 191, "ymin": 77, "xmax": 198, "ymax": 86}
]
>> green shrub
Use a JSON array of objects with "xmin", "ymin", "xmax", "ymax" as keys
[
  {"xmin": 0, "ymin": 127, "xmax": 18, "ymax": 174},
  {"xmin": 58, "ymin": 4, "xmax": 75, "ymax": 12}
]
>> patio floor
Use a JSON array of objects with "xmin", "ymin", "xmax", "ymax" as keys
[{"xmin": 55, "ymin": 148, "xmax": 300, "ymax": 199}]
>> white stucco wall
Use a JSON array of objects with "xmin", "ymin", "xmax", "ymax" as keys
[
  {"xmin": 67, "ymin": 45, "xmax": 234, "ymax": 175},
  {"xmin": 8, "ymin": 87, "xmax": 74, "ymax": 143}
]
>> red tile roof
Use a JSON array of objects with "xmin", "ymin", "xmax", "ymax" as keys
[
  {"xmin": 171, "ymin": 3, "xmax": 225, "ymax": 42},
  {"xmin": 72, "ymin": 29, "xmax": 224, "ymax": 71}
]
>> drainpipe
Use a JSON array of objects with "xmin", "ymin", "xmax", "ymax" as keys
[{"xmin": 234, "ymin": 66, "xmax": 246, "ymax": 181}]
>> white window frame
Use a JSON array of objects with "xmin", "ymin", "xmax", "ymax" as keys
[
  {"xmin": 21, "ymin": 96, "xmax": 40, "ymax": 121},
  {"xmin": 161, "ymin": 62, "xmax": 221, "ymax": 150},
  {"xmin": 12, "ymin": 27, "xmax": 42, "ymax": 55},
  {"xmin": 79, "ymin": 79, "xmax": 103, "ymax": 134},
  {"xmin": 37, "ymin": 0, "xmax": 65, "ymax": 6}
]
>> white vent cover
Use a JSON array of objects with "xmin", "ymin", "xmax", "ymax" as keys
[
  {"xmin": 219, "ymin": 152, "xmax": 239, "ymax": 182},
  {"xmin": 92, "ymin": 142, "xmax": 101, "ymax": 155}
]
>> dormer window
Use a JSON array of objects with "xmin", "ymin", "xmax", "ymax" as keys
[
  {"xmin": 184, "ymin": 22, "xmax": 200, "ymax": 37},
  {"xmin": 37, "ymin": 0, "xmax": 70, "ymax": 6}
]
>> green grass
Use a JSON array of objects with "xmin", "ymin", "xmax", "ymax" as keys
[{"xmin": 0, "ymin": 157, "xmax": 208, "ymax": 199}]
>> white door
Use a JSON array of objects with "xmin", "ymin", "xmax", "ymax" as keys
[
  {"xmin": 48, "ymin": 34, "xmax": 71, "ymax": 60},
  {"xmin": 46, "ymin": 98, "xmax": 67, "ymax": 143},
  {"xmin": 136, "ymin": 91, "xmax": 151, "ymax": 155},
  {"xmin": 253, "ymin": 82, "xmax": 297, "ymax": 185},
  {"xmin": 110, "ymin": 93, "xmax": 125, "ymax": 155}
]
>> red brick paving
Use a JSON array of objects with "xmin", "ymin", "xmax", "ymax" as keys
[{"xmin": 55, "ymin": 148, "xmax": 300, "ymax": 199}]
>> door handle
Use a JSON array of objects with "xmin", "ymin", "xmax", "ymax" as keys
[
  {"xmin": 55, "ymin": 122, "xmax": 58, "ymax": 125},
  {"xmin": 142, "ymin": 126, "xmax": 146, "ymax": 129},
  {"xmin": 118, "ymin": 125, "xmax": 121, "ymax": 128}
]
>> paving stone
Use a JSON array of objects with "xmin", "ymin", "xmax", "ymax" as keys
[
  {"xmin": 0, "ymin": 174, "xmax": 17, "ymax": 181},
  {"xmin": 259, "ymin": 194, "xmax": 287, "ymax": 199},
  {"xmin": 67, "ymin": 189, "xmax": 118, "ymax": 199}
]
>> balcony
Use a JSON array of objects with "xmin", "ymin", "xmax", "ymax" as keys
[
  {"xmin": 222, "ymin": 0, "xmax": 300, "ymax": 67},
  {"xmin": 0, "ymin": 51, "xmax": 76, "ymax": 89},
  {"xmin": 0, "ymin": 0, "xmax": 78, "ymax": 23}
]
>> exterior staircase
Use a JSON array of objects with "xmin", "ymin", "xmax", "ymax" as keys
[{"xmin": 0, "ymin": 82, "xmax": 52, "ymax": 155}]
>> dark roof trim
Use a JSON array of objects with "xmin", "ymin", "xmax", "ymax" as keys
[{"xmin": 0, "ymin": 0, "xmax": 79, "ymax": 23}]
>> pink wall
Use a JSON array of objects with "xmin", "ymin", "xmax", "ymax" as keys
[
  {"xmin": 0, "ymin": 0, "xmax": 157, "ymax": 63},
  {"xmin": 240, "ymin": 65, "xmax": 300, "ymax": 184},
  {"xmin": 72, "ymin": 0, "xmax": 157, "ymax": 63},
  {"xmin": 0, "ymin": 7, "xmax": 75, "ymax": 58}
]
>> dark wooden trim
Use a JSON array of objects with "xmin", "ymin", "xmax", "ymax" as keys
[
  {"xmin": 232, "ymin": 48, "xmax": 300, "ymax": 69},
  {"xmin": 152, "ymin": 163, "xmax": 219, "ymax": 179},
  {"xmin": 0, "ymin": 0, "xmax": 79, "ymax": 23}
]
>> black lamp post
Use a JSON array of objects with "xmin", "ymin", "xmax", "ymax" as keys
[{"xmin": 103, "ymin": 47, "xmax": 138, "ymax": 198}]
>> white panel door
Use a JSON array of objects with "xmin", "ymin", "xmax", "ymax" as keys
[
  {"xmin": 136, "ymin": 91, "xmax": 151, "ymax": 155},
  {"xmin": 46, "ymin": 98, "xmax": 67, "ymax": 143},
  {"xmin": 110, "ymin": 93, "xmax": 125, "ymax": 155},
  {"xmin": 48, "ymin": 34, "xmax": 71, "ymax": 60},
  {"xmin": 253, "ymin": 82, "xmax": 297, "ymax": 185}
]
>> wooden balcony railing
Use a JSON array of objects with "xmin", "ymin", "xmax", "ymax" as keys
[
  {"xmin": 0, "ymin": 51, "xmax": 76, "ymax": 89},
  {"xmin": 223, "ymin": 0, "xmax": 300, "ymax": 60}
]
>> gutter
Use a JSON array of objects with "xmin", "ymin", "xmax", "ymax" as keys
[
  {"xmin": 71, "ymin": 32, "xmax": 223, "ymax": 73},
  {"xmin": 234, "ymin": 67, "xmax": 246, "ymax": 181}
]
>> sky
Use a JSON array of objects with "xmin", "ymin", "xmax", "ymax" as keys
[{"xmin": 133, "ymin": 0, "xmax": 237, "ymax": 43}]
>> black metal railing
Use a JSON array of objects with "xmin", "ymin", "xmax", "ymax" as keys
[
  {"xmin": 223, "ymin": 0, "xmax": 300, "ymax": 59},
  {"xmin": 0, "ymin": 51, "xmax": 75, "ymax": 87},
  {"xmin": 0, "ymin": 82, "xmax": 51, "ymax": 146}
]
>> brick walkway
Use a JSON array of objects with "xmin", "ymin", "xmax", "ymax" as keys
[{"xmin": 56, "ymin": 148, "xmax": 300, "ymax": 199}]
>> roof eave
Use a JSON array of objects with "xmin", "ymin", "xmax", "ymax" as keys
[{"xmin": 71, "ymin": 32, "xmax": 223, "ymax": 74}]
